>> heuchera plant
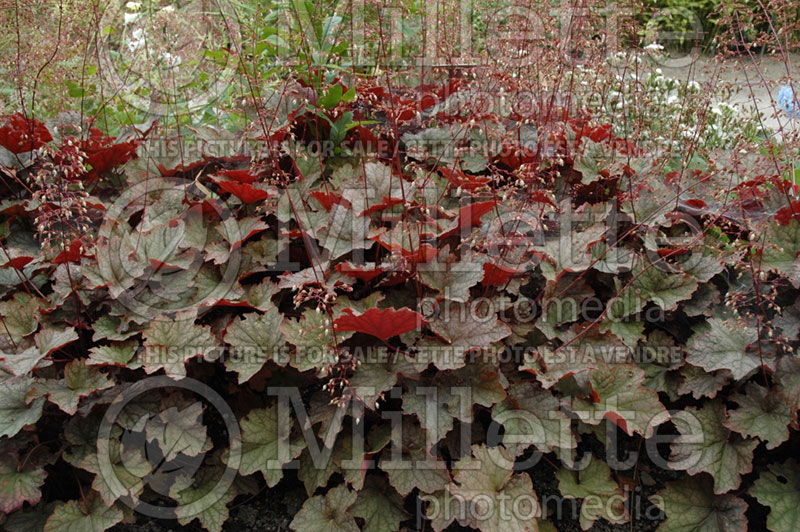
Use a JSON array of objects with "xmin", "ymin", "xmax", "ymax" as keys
[{"xmin": 0, "ymin": 65, "xmax": 798, "ymax": 532}]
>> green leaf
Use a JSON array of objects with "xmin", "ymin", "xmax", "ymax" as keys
[
  {"xmin": 685, "ymin": 318, "xmax": 763, "ymax": 380},
  {"xmin": 417, "ymin": 249, "xmax": 484, "ymax": 303},
  {"xmin": 652, "ymin": 475, "xmax": 747, "ymax": 532},
  {"xmin": 44, "ymin": 492, "xmax": 123, "ymax": 532},
  {"xmin": 146, "ymin": 401, "xmax": 211, "ymax": 461},
  {"xmin": 281, "ymin": 309, "xmax": 350, "ymax": 375},
  {"xmin": 80, "ymin": 440, "xmax": 150, "ymax": 506},
  {"xmin": 447, "ymin": 444, "xmax": 539, "ymax": 532},
  {"xmin": 238, "ymin": 405, "xmax": 305, "ymax": 487},
  {"xmin": 0, "ymin": 378, "xmax": 45, "ymax": 437},
  {"xmin": 492, "ymin": 382, "xmax": 575, "ymax": 457},
  {"xmin": 0, "ymin": 293, "xmax": 40, "ymax": 342},
  {"xmin": 556, "ymin": 457, "xmax": 628, "ymax": 530},
  {"xmin": 290, "ymin": 484, "xmax": 360, "ymax": 532},
  {"xmin": 347, "ymin": 351, "xmax": 418, "ymax": 409},
  {"xmin": 87, "ymin": 341, "xmax": 140, "ymax": 368},
  {"xmin": 427, "ymin": 301, "xmax": 511, "ymax": 370},
  {"xmin": 30, "ymin": 359, "xmax": 114, "ymax": 415},
  {"xmin": 316, "ymin": 205, "xmax": 371, "ymax": 260},
  {"xmin": 4, "ymin": 500, "xmax": 57, "ymax": 532},
  {"xmin": 379, "ymin": 419, "xmax": 450, "ymax": 496},
  {"xmin": 350, "ymin": 475, "xmax": 408, "ymax": 532},
  {"xmin": 170, "ymin": 467, "xmax": 237, "ymax": 532},
  {"xmin": 223, "ymin": 311, "xmax": 286, "ymax": 383},
  {"xmin": 761, "ymin": 219, "xmax": 800, "ymax": 285},
  {"xmin": 750, "ymin": 460, "xmax": 800, "ymax": 532},
  {"xmin": 669, "ymin": 401, "xmax": 757, "ymax": 494},
  {"xmin": 142, "ymin": 318, "xmax": 218, "ymax": 377},
  {"xmin": 723, "ymin": 383, "xmax": 795, "ymax": 450},
  {"xmin": 630, "ymin": 259, "xmax": 698, "ymax": 311},
  {"xmin": 570, "ymin": 362, "xmax": 669, "ymax": 438},
  {"xmin": 0, "ymin": 455, "xmax": 46, "ymax": 513}
]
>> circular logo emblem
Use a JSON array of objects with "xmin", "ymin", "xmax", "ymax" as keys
[
  {"xmin": 96, "ymin": 179, "xmax": 242, "ymax": 321},
  {"xmin": 97, "ymin": 0, "xmax": 241, "ymax": 116},
  {"xmin": 97, "ymin": 376, "xmax": 242, "ymax": 519}
]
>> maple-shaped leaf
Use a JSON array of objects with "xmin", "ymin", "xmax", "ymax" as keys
[
  {"xmin": 0, "ymin": 377, "xmax": 45, "ymax": 438},
  {"xmin": 316, "ymin": 204, "xmax": 372, "ymax": 260},
  {"xmin": 652, "ymin": 475, "xmax": 747, "ymax": 532},
  {"xmin": 91, "ymin": 315, "xmax": 143, "ymax": 343},
  {"xmin": 569, "ymin": 362, "xmax": 669, "ymax": 438},
  {"xmin": 341, "ymin": 161, "xmax": 411, "ymax": 215},
  {"xmin": 87, "ymin": 341, "xmax": 140, "ymax": 369},
  {"xmin": 214, "ymin": 179, "xmax": 272, "ymax": 203},
  {"xmin": 630, "ymin": 259, "xmax": 698, "ymax": 311},
  {"xmin": 222, "ymin": 217, "xmax": 270, "ymax": 249},
  {"xmin": 4, "ymin": 500, "xmax": 57, "ymax": 532},
  {"xmin": 0, "ymin": 293, "xmax": 40, "ymax": 342},
  {"xmin": 636, "ymin": 330, "xmax": 682, "ymax": 401},
  {"xmin": 35, "ymin": 326, "xmax": 79, "ymax": 357},
  {"xmin": 169, "ymin": 467, "xmax": 237, "ymax": 532},
  {"xmin": 723, "ymin": 383, "xmax": 795, "ymax": 450},
  {"xmin": 523, "ymin": 324, "xmax": 623, "ymax": 388},
  {"xmin": 289, "ymin": 484, "xmax": 360, "ymax": 532},
  {"xmin": 447, "ymin": 444, "xmax": 540, "ymax": 532},
  {"xmin": 146, "ymin": 401, "xmax": 211, "ymax": 462},
  {"xmin": 417, "ymin": 248, "xmax": 484, "ymax": 302},
  {"xmin": 0, "ymin": 113, "xmax": 52, "ymax": 154},
  {"xmin": 669, "ymin": 401, "xmax": 757, "ymax": 494},
  {"xmin": 347, "ymin": 350, "xmax": 419, "ymax": 408},
  {"xmin": 439, "ymin": 166, "xmax": 491, "ymax": 190},
  {"xmin": 297, "ymin": 426, "xmax": 377, "ymax": 496},
  {"xmin": 335, "ymin": 261, "xmax": 384, "ymax": 281},
  {"xmin": 427, "ymin": 301, "xmax": 510, "ymax": 366},
  {"xmin": 379, "ymin": 418, "xmax": 450, "ymax": 496},
  {"xmin": 402, "ymin": 380, "xmax": 461, "ymax": 446},
  {"xmin": 30, "ymin": 359, "xmax": 114, "ymax": 415},
  {"xmin": 678, "ymin": 365, "xmax": 731, "ymax": 400},
  {"xmin": 775, "ymin": 356, "xmax": 800, "ymax": 410},
  {"xmin": 492, "ymin": 382, "xmax": 575, "ymax": 457},
  {"xmin": 223, "ymin": 311, "xmax": 286, "ymax": 383},
  {"xmin": 537, "ymin": 223, "xmax": 606, "ymax": 281},
  {"xmin": 334, "ymin": 307, "xmax": 426, "ymax": 341},
  {"xmin": 281, "ymin": 309, "xmax": 352, "ymax": 375},
  {"xmin": 556, "ymin": 457, "xmax": 628, "ymax": 530},
  {"xmin": 238, "ymin": 405, "xmax": 305, "ymax": 487},
  {"xmin": 685, "ymin": 318, "xmax": 764, "ymax": 380},
  {"xmin": 439, "ymin": 201, "xmax": 498, "ymax": 238},
  {"xmin": 761, "ymin": 219, "xmax": 800, "ymax": 285},
  {"xmin": 78, "ymin": 128, "xmax": 139, "ymax": 179},
  {"xmin": 750, "ymin": 459, "xmax": 800, "ymax": 532},
  {"xmin": 350, "ymin": 475, "xmax": 408, "ymax": 532},
  {"xmin": 142, "ymin": 319, "xmax": 218, "ymax": 378},
  {"xmin": 0, "ymin": 451, "xmax": 46, "ymax": 513},
  {"xmin": 80, "ymin": 440, "xmax": 150, "ymax": 506},
  {"xmin": 44, "ymin": 492, "xmax": 123, "ymax": 532}
]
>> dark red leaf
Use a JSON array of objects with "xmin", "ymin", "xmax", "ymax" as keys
[
  {"xmin": 481, "ymin": 262, "xmax": 522, "ymax": 286},
  {"xmin": 217, "ymin": 169, "xmax": 259, "ymax": 184},
  {"xmin": 53, "ymin": 240, "xmax": 83, "ymax": 264},
  {"xmin": 0, "ymin": 113, "xmax": 52, "ymax": 154},
  {"xmin": 439, "ymin": 167, "xmax": 491, "ymax": 191},
  {"xmin": 214, "ymin": 179, "xmax": 272, "ymax": 203},
  {"xmin": 335, "ymin": 261, "xmax": 384, "ymax": 281},
  {"xmin": 440, "ymin": 201, "xmax": 497, "ymax": 238},
  {"xmin": 775, "ymin": 200, "xmax": 800, "ymax": 225},
  {"xmin": 333, "ymin": 307, "xmax": 427, "ymax": 341},
  {"xmin": 309, "ymin": 190, "xmax": 345, "ymax": 211}
]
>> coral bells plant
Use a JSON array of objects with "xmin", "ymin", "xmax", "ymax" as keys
[{"xmin": 1, "ymin": 65, "xmax": 799, "ymax": 530}]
